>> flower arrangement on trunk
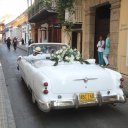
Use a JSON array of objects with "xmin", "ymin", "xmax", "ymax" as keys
[{"xmin": 50, "ymin": 46, "xmax": 89, "ymax": 66}]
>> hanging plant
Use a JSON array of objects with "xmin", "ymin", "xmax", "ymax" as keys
[
  {"xmin": 39, "ymin": 0, "xmax": 51, "ymax": 8},
  {"xmin": 55, "ymin": 0, "xmax": 76, "ymax": 45},
  {"xmin": 56, "ymin": 0, "xmax": 75, "ymax": 31}
]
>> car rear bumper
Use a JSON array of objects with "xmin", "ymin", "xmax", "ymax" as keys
[{"xmin": 37, "ymin": 93, "xmax": 126, "ymax": 112}]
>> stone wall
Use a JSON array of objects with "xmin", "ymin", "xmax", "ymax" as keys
[
  {"xmin": 110, "ymin": 0, "xmax": 121, "ymax": 69},
  {"xmin": 83, "ymin": 0, "xmax": 121, "ymax": 69}
]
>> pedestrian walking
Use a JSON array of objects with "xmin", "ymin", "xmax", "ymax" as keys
[
  {"xmin": 103, "ymin": 33, "xmax": 110, "ymax": 66},
  {"xmin": 4, "ymin": 38, "xmax": 6, "ymax": 43},
  {"xmin": 13, "ymin": 37, "xmax": 18, "ymax": 51},
  {"xmin": 28, "ymin": 39, "xmax": 32, "ymax": 45},
  {"xmin": 21, "ymin": 38, "xmax": 24, "ymax": 45},
  {"xmin": 97, "ymin": 35, "xmax": 105, "ymax": 66},
  {"xmin": 6, "ymin": 37, "xmax": 11, "ymax": 51}
]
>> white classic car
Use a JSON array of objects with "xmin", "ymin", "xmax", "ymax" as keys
[{"xmin": 17, "ymin": 43, "xmax": 126, "ymax": 112}]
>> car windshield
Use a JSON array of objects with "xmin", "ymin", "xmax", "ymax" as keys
[{"xmin": 28, "ymin": 43, "xmax": 67, "ymax": 55}]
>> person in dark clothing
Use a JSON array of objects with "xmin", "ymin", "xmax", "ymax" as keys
[
  {"xmin": 21, "ymin": 38, "xmax": 24, "ymax": 45},
  {"xmin": 4, "ymin": 38, "xmax": 6, "ymax": 43},
  {"xmin": 6, "ymin": 37, "xmax": 11, "ymax": 50},
  {"xmin": 28, "ymin": 39, "xmax": 32, "ymax": 45},
  {"xmin": 13, "ymin": 37, "xmax": 18, "ymax": 51}
]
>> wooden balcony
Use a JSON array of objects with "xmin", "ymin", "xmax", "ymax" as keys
[{"xmin": 28, "ymin": 0, "xmax": 57, "ymax": 22}]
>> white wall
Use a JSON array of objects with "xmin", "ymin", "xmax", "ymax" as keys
[{"xmin": 22, "ymin": 23, "xmax": 29, "ymax": 45}]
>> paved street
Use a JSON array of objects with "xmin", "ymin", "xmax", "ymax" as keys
[{"xmin": 0, "ymin": 43, "xmax": 128, "ymax": 128}]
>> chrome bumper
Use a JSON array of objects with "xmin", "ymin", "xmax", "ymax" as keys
[{"xmin": 37, "ymin": 93, "xmax": 126, "ymax": 112}]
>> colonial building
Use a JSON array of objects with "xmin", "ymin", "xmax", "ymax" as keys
[
  {"xmin": 28, "ymin": 0, "xmax": 61, "ymax": 43},
  {"xmin": 81, "ymin": 0, "xmax": 128, "ymax": 76},
  {"xmin": 27, "ymin": 0, "xmax": 128, "ymax": 76}
]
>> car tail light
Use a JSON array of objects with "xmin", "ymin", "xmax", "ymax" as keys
[
  {"xmin": 43, "ymin": 82, "xmax": 48, "ymax": 94},
  {"xmin": 43, "ymin": 89, "xmax": 48, "ymax": 94},
  {"xmin": 44, "ymin": 82, "xmax": 48, "ymax": 86},
  {"xmin": 120, "ymin": 78, "xmax": 124, "ymax": 88}
]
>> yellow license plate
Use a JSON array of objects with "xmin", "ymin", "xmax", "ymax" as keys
[{"xmin": 79, "ymin": 93, "xmax": 96, "ymax": 102}]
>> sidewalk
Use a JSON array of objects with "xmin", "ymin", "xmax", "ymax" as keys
[
  {"xmin": 17, "ymin": 44, "xmax": 28, "ymax": 52},
  {"xmin": 122, "ymin": 74, "xmax": 128, "ymax": 97},
  {"xmin": 0, "ymin": 62, "xmax": 16, "ymax": 128}
]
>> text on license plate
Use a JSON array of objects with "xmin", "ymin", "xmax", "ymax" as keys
[{"xmin": 79, "ymin": 93, "xmax": 96, "ymax": 102}]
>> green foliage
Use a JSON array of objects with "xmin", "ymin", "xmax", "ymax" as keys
[
  {"xmin": 55, "ymin": 0, "xmax": 76, "ymax": 44},
  {"xmin": 39, "ymin": 0, "xmax": 51, "ymax": 8},
  {"xmin": 63, "ymin": 21, "xmax": 74, "ymax": 32},
  {"xmin": 28, "ymin": 0, "xmax": 51, "ymax": 13},
  {"xmin": 56, "ymin": 0, "xmax": 75, "ymax": 31}
]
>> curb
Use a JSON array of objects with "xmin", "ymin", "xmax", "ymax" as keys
[
  {"xmin": 122, "ymin": 74, "xmax": 128, "ymax": 98},
  {"xmin": 0, "ymin": 62, "xmax": 16, "ymax": 128}
]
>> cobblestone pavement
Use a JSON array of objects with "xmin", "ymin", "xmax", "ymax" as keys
[{"xmin": 0, "ymin": 61, "xmax": 16, "ymax": 128}]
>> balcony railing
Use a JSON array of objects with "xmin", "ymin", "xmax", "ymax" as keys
[
  {"xmin": 28, "ymin": 0, "xmax": 83, "ymax": 24},
  {"xmin": 65, "ymin": 6, "xmax": 83, "ymax": 23},
  {"xmin": 28, "ymin": 0, "xmax": 57, "ymax": 20},
  {"xmin": 74, "ymin": 6, "xmax": 83, "ymax": 23}
]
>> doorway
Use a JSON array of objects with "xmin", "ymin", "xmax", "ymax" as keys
[
  {"xmin": 72, "ymin": 32, "xmax": 77, "ymax": 49},
  {"xmin": 72, "ymin": 31, "xmax": 82, "ymax": 53},
  {"xmin": 94, "ymin": 4, "xmax": 111, "ymax": 62}
]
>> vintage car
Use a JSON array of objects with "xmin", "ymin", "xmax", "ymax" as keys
[{"xmin": 17, "ymin": 43, "xmax": 126, "ymax": 112}]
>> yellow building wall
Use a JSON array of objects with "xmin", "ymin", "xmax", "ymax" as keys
[
  {"xmin": 7, "ymin": 15, "xmax": 28, "ymax": 27},
  {"xmin": 118, "ymin": 0, "xmax": 128, "ymax": 75},
  {"xmin": 12, "ymin": 16, "xmax": 28, "ymax": 27}
]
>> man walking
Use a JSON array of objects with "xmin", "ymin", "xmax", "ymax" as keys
[
  {"xmin": 6, "ymin": 37, "xmax": 11, "ymax": 51},
  {"xmin": 13, "ymin": 37, "xmax": 18, "ymax": 51}
]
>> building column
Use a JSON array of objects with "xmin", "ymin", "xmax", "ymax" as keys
[
  {"xmin": 83, "ymin": 7, "xmax": 96, "ymax": 59},
  {"xmin": 109, "ymin": 0, "xmax": 121, "ymax": 69},
  {"xmin": 61, "ymin": 26, "xmax": 72, "ymax": 45}
]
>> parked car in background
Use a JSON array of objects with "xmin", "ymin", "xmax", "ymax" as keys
[{"xmin": 17, "ymin": 43, "xmax": 126, "ymax": 112}]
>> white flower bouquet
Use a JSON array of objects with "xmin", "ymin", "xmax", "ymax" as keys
[{"xmin": 50, "ymin": 46, "xmax": 89, "ymax": 66}]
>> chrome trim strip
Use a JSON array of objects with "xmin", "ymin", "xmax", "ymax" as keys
[{"xmin": 74, "ymin": 77, "xmax": 98, "ymax": 83}]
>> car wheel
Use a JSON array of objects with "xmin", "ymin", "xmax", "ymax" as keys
[{"xmin": 32, "ymin": 92, "xmax": 36, "ymax": 103}]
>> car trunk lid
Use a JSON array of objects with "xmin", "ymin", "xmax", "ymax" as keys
[{"xmin": 39, "ymin": 63, "xmax": 114, "ymax": 94}]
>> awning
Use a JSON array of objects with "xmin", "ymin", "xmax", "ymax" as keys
[{"xmin": 28, "ymin": 9, "xmax": 57, "ymax": 23}]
